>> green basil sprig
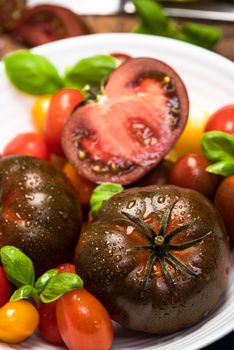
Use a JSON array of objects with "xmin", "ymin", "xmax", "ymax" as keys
[
  {"xmin": 202, "ymin": 131, "xmax": 234, "ymax": 176},
  {"xmin": 35, "ymin": 269, "xmax": 58, "ymax": 294},
  {"xmin": 4, "ymin": 51, "xmax": 64, "ymax": 95},
  {"xmin": 40, "ymin": 273, "xmax": 83, "ymax": 303},
  {"xmin": 90, "ymin": 183, "xmax": 124, "ymax": 215},
  {"xmin": 0, "ymin": 246, "xmax": 35, "ymax": 288},
  {"xmin": 10, "ymin": 285, "xmax": 38, "ymax": 302},
  {"xmin": 0, "ymin": 245, "xmax": 83, "ymax": 304},
  {"xmin": 4, "ymin": 51, "xmax": 118, "ymax": 96},
  {"xmin": 132, "ymin": 0, "xmax": 222, "ymax": 50},
  {"xmin": 64, "ymin": 55, "xmax": 118, "ymax": 89}
]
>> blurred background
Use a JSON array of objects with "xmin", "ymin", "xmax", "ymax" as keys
[{"xmin": 0, "ymin": 0, "xmax": 234, "ymax": 59}]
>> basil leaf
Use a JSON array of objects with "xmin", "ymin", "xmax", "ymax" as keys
[
  {"xmin": 35, "ymin": 269, "xmax": 58, "ymax": 294},
  {"xmin": 181, "ymin": 22, "xmax": 222, "ymax": 49},
  {"xmin": 206, "ymin": 161, "xmax": 234, "ymax": 176},
  {"xmin": 0, "ymin": 246, "xmax": 35, "ymax": 288},
  {"xmin": 133, "ymin": 0, "xmax": 168, "ymax": 32},
  {"xmin": 40, "ymin": 272, "xmax": 83, "ymax": 303},
  {"xmin": 4, "ymin": 51, "xmax": 64, "ymax": 95},
  {"xmin": 202, "ymin": 131, "xmax": 234, "ymax": 162},
  {"xmin": 90, "ymin": 183, "xmax": 124, "ymax": 215},
  {"xmin": 65, "ymin": 55, "xmax": 118, "ymax": 89},
  {"xmin": 10, "ymin": 285, "xmax": 37, "ymax": 302}
]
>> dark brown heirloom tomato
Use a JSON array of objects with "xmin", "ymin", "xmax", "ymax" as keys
[
  {"xmin": 0, "ymin": 156, "xmax": 82, "ymax": 274},
  {"xmin": 0, "ymin": 0, "xmax": 26, "ymax": 33},
  {"xmin": 75, "ymin": 185, "xmax": 231, "ymax": 334},
  {"xmin": 62, "ymin": 58, "xmax": 189, "ymax": 185},
  {"xmin": 12, "ymin": 5, "xmax": 90, "ymax": 47}
]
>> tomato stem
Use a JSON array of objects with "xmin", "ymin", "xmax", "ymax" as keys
[{"xmin": 122, "ymin": 200, "xmax": 210, "ymax": 291}]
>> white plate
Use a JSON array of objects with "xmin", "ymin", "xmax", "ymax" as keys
[{"xmin": 0, "ymin": 33, "xmax": 233, "ymax": 350}]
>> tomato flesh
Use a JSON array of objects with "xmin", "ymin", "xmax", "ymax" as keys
[{"xmin": 62, "ymin": 58, "xmax": 189, "ymax": 184}]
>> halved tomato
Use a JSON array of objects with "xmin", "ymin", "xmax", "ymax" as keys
[
  {"xmin": 12, "ymin": 4, "xmax": 90, "ymax": 47},
  {"xmin": 62, "ymin": 57, "xmax": 189, "ymax": 184}
]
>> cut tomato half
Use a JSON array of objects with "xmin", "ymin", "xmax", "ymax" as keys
[{"xmin": 62, "ymin": 57, "xmax": 189, "ymax": 184}]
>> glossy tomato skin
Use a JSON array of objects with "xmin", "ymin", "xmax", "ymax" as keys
[
  {"xmin": 13, "ymin": 4, "xmax": 90, "ymax": 47},
  {"xmin": 205, "ymin": 104, "xmax": 234, "ymax": 136},
  {"xmin": 3, "ymin": 132, "xmax": 50, "ymax": 160},
  {"xmin": 45, "ymin": 89, "xmax": 84, "ymax": 156},
  {"xmin": 62, "ymin": 57, "xmax": 189, "ymax": 184},
  {"xmin": 215, "ymin": 175, "xmax": 234, "ymax": 240},
  {"xmin": 75, "ymin": 186, "xmax": 231, "ymax": 334},
  {"xmin": 0, "ymin": 300, "xmax": 39, "ymax": 343},
  {"xmin": 0, "ymin": 266, "xmax": 11, "ymax": 307},
  {"xmin": 39, "ymin": 301, "xmax": 63, "ymax": 345},
  {"xmin": 169, "ymin": 153, "xmax": 219, "ymax": 198},
  {"xmin": 56, "ymin": 289, "xmax": 113, "ymax": 350},
  {"xmin": 0, "ymin": 156, "xmax": 82, "ymax": 275}
]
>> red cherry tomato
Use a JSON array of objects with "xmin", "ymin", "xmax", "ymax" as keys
[
  {"xmin": 56, "ymin": 289, "xmax": 113, "ymax": 350},
  {"xmin": 3, "ymin": 132, "xmax": 50, "ymax": 160},
  {"xmin": 57, "ymin": 263, "xmax": 76, "ymax": 274},
  {"xmin": 215, "ymin": 175, "xmax": 234, "ymax": 240},
  {"xmin": 0, "ymin": 266, "xmax": 11, "ymax": 307},
  {"xmin": 205, "ymin": 104, "xmax": 234, "ymax": 136},
  {"xmin": 38, "ymin": 263, "xmax": 76, "ymax": 344},
  {"xmin": 39, "ymin": 301, "xmax": 63, "ymax": 345},
  {"xmin": 45, "ymin": 89, "xmax": 84, "ymax": 156},
  {"xmin": 111, "ymin": 53, "xmax": 132, "ymax": 64},
  {"xmin": 169, "ymin": 153, "xmax": 218, "ymax": 198},
  {"xmin": 13, "ymin": 4, "xmax": 90, "ymax": 47}
]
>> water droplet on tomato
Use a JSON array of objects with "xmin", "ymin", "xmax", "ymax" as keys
[
  {"xmin": 126, "ymin": 200, "xmax": 136, "ymax": 209},
  {"xmin": 114, "ymin": 255, "xmax": 122, "ymax": 262},
  {"xmin": 115, "ymin": 265, "xmax": 121, "ymax": 273}
]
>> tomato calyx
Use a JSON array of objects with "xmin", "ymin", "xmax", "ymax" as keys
[{"xmin": 122, "ymin": 200, "xmax": 210, "ymax": 291}]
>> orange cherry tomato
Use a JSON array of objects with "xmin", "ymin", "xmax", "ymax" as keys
[
  {"xmin": 63, "ymin": 162, "xmax": 96, "ymax": 205},
  {"xmin": 0, "ymin": 300, "xmax": 39, "ymax": 344},
  {"xmin": 32, "ymin": 95, "xmax": 51, "ymax": 135},
  {"xmin": 56, "ymin": 289, "xmax": 113, "ymax": 350}
]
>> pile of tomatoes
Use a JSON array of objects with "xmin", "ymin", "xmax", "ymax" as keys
[
  {"xmin": 3, "ymin": 88, "xmax": 233, "ymax": 238},
  {"xmin": 0, "ymin": 51, "xmax": 233, "ymax": 349},
  {"xmin": 0, "ymin": 261, "xmax": 113, "ymax": 349}
]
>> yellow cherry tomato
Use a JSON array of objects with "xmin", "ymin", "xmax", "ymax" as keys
[
  {"xmin": 0, "ymin": 300, "xmax": 39, "ymax": 344},
  {"xmin": 32, "ymin": 95, "xmax": 51, "ymax": 135},
  {"xmin": 167, "ymin": 107, "xmax": 210, "ymax": 162},
  {"xmin": 63, "ymin": 162, "xmax": 96, "ymax": 206}
]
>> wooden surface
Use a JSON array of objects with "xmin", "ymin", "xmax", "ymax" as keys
[{"xmin": 0, "ymin": 14, "xmax": 234, "ymax": 60}]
